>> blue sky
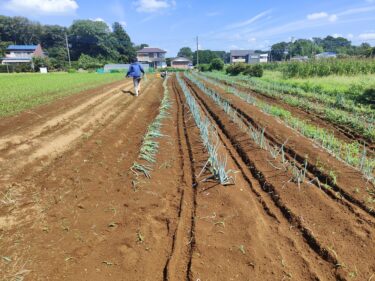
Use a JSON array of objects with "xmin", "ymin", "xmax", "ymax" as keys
[{"xmin": 1, "ymin": 0, "xmax": 375, "ymax": 56}]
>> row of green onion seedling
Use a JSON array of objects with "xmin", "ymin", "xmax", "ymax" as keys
[
  {"xmin": 185, "ymin": 73, "xmax": 371, "ymax": 187},
  {"xmin": 193, "ymin": 72, "xmax": 374, "ymax": 183},
  {"xmin": 176, "ymin": 74, "xmax": 234, "ymax": 185},
  {"xmin": 131, "ymin": 76, "xmax": 171, "ymax": 178},
  {"xmin": 204, "ymin": 72, "xmax": 374, "ymax": 142}
]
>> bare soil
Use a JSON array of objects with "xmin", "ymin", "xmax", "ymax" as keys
[{"xmin": 1, "ymin": 74, "xmax": 374, "ymax": 281}]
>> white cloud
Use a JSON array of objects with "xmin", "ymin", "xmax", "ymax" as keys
[
  {"xmin": 347, "ymin": 33, "xmax": 354, "ymax": 39},
  {"xmin": 329, "ymin": 14, "xmax": 338, "ymax": 22},
  {"xmin": 134, "ymin": 0, "xmax": 174, "ymax": 13},
  {"xmin": 226, "ymin": 10, "xmax": 271, "ymax": 29},
  {"xmin": 93, "ymin": 17, "xmax": 105, "ymax": 22},
  {"xmin": 307, "ymin": 12, "xmax": 328, "ymax": 20},
  {"xmin": 307, "ymin": 12, "xmax": 337, "ymax": 22},
  {"xmin": 338, "ymin": 6, "xmax": 375, "ymax": 16},
  {"xmin": 332, "ymin": 33, "xmax": 342, "ymax": 38},
  {"xmin": 4, "ymin": 0, "xmax": 78, "ymax": 14},
  {"xmin": 358, "ymin": 33, "xmax": 375, "ymax": 40},
  {"xmin": 119, "ymin": 21, "xmax": 127, "ymax": 28}
]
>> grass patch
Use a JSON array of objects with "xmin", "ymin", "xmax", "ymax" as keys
[{"xmin": 0, "ymin": 72, "xmax": 124, "ymax": 117}]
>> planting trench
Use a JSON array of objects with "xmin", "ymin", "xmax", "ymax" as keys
[
  {"xmin": 203, "ymin": 74, "xmax": 375, "ymax": 151},
  {"xmin": 191, "ymin": 74, "xmax": 375, "ymax": 215},
  {"xmin": 182, "ymin": 74, "xmax": 375, "ymax": 280},
  {"xmin": 1, "ymin": 74, "xmax": 375, "ymax": 281}
]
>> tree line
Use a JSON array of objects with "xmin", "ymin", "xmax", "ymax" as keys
[
  {"xmin": 0, "ymin": 15, "xmax": 148, "ymax": 70},
  {"xmin": 270, "ymin": 36, "xmax": 375, "ymax": 61},
  {"xmin": 176, "ymin": 36, "xmax": 374, "ymax": 66}
]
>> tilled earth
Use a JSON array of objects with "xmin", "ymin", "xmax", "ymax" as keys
[{"xmin": 1, "ymin": 75, "xmax": 374, "ymax": 281}]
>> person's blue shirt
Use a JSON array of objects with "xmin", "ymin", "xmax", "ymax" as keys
[{"xmin": 127, "ymin": 62, "xmax": 145, "ymax": 78}]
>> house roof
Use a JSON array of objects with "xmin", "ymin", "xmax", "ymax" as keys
[
  {"xmin": 137, "ymin": 47, "xmax": 166, "ymax": 53},
  {"xmin": 316, "ymin": 52, "xmax": 337, "ymax": 57},
  {"xmin": 230, "ymin": 50, "xmax": 255, "ymax": 56},
  {"xmin": 7, "ymin": 45, "xmax": 38, "ymax": 51},
  {"xmin": 172, "ymin": 57, "xmax": 192, "ymax": 63}
]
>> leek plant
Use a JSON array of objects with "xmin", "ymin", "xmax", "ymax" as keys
[
  {"xmin": 192, "ymin": 72, "xmax": 374, "ymax": 183},
  {"xmin": 176, "ymin": 74, "xmax": 234, "ymax": 185},
  {"xmin": 185, "ymin": 73, "xmax": 374, "ymax": 186},
  {"xmin": 131, "ymin": 76, "xmax": 171, "ymax": 178},
  {"xmin": 204, "ymin": 72, "xmax": 374, "ymax": 141}
]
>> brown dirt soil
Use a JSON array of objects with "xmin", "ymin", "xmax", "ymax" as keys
[
  {"xmin": 182, "ymin": 75, "xmax": 375, "ymax": 280},
  {"xmin": 209, "ymin": 76, "xmax": 374, "ymax": 150},
  {"xmin": 192, "ymin": 75, "xmax": 375, "ymax": 215},
  {"xmin": 1, "ymin": 74, "xmax": 375, "ymax": 281}
]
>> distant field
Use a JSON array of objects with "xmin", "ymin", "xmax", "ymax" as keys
[
  {"xmin": 0, "ymin": 72, "xmax": 124, "ymax": 117},
  {"xmin": 260, "ymin": 70, "xmax": 375, "ymax": 98}
]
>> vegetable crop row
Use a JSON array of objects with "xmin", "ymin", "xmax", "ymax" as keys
[
  {"xmin": 191, "ymin": 72, "xmax": 374, "ymax": 182},
  {"xmin": 131, "ymin": 76, "xmax": 171, "ymax": 178},
  {"xmin": 184, "ymin": 73, "xmax": 309, "ymax": 186},
  {"xmin": 203, "ymin": 72, "xmax": 375, "ymax": 142},
  {"xmin": 176, "ymin": 74, "xmax": 234, "ymax": 185}
]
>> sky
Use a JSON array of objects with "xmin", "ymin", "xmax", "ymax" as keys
[{"xmin": 1, "ymin": 0, "xmax": 375, "ymax": 56}]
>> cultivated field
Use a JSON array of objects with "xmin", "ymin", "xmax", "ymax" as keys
[
  {"xmin": 0, "ymin": 73, "xmax": 124, "ymax": 117},
  {"xmin": 0, "ymin": 72, "xmax": 374, "ymax": 281}
]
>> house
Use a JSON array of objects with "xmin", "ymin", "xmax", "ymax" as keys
[
  {"xmin": 136, "ymin": 47, "xmax": 167, "ymax": 69},
  {"xmin": 230, "ymin": 50, "xmax": 268, "ymax": 64},
  {"xmin": 291, "ymin": 55, "xmax": 309, "ymax": 62},
  {"xmin": 1, "ymin": 44, "xmax": 45, "ymax": 65},
  {"xmin": 171, "ymin": 57, "xmax": 192, "ymax": 69},
  {"xmin": 315, "ymin": 52, "xmax": 337, "ymax": 59}
]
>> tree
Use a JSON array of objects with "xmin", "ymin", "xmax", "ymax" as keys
[
  {"xmin": 112, "ymin": 22, "xmax": 136, "ymax": 63},
  {"xmin": 40, "ymin": 25, "xmax": 67, "ymax": 49},
  {"xmin": 289, "ymin": 39, "xmax": 323, "ymax": 58},
  {"xmin": 69, "ymin": 20, "xmax": 117, "ymax": 60},
  {"xmin": 135, "ymin": 43, "xmax": 149, "ymax": 51},
  {"xmin": 316, "ymin": 36, "xmax": 351, "ymax": 53},
  {"xmin": 193, "ymin": 50, "xmax": 219, "ymax": 65},
  {"xmin": 177, "ymin": 47, "xmax": 193, "ymax": 59},
  {"xmin": 271, "ymin": 42, "xmax": 289, "ymax": 61},
  {"xmin": 210, "ymin": 58, "xmax": 224, "ymax": 71}
]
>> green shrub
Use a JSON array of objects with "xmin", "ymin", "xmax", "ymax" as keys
[
  {"xmin": 198, "ymin": 64, "xmax": 211, "ymax": 72},
  {"xmin": 67, "ymin": 68, "xmax": 77, "ymax": 73},
  {"xmin": 210, "ymin": 58, "xmax": 224, "ymax": 71},
  {"xmin": 226, "ymin": 63, "xmax": 247, "ymax": 75},
  {"xmin": 78, "ymin": 54, "xmax": 103, "ymax": 70}
]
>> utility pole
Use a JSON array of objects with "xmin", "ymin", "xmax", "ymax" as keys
[
  {"xmin": 196, "ymin": 36, "xmax": 199, "ymax": 68},
  {"xmin": 65, "ymin": 33, "xmax": 72, "ymax": 68}
]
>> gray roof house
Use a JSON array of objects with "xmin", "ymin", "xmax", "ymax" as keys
[
  {"xmin": 137, "ymin": 47, "xmax": 167, "ymax": 69},
  {"xmin": 315, "ymin": 52, "xmax": 337, "ymax": 59},
  {"xmin": 230, "ymin": 50, "xmax": 268, "ymax": 64},
  {"xmin": 171, "ymin": 57, "xmax": 192, "ymax": 69}
]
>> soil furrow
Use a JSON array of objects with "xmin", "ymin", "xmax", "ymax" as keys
[
  {"xmin": 183, "ymin": 75, "xmax": 375, "ymax": 280},
  {"xmin": 210, "ymin": 76, "xmax": 374, "ymax": 149},
  {"xmin": 1, "ymin": 78, "xmax": 170, "ymax": 280},
  {"xmin": 0, "ymin": 80, "xmax": 140, "ymax": 182},
  {"xmin": 162, "ymin": 78, "xmax": 196, "ymax": 281},
  {"xmin": 191, "ymin": 75, "xmax": 375, "ymax": 216},
  {"xmin": 173, "ymin": 75, "xmax": 339, "ymax": 281}
]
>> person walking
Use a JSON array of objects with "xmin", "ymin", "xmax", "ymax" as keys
[{"xmin": 126, "ymin": 59, "xmax": 145, "ymax": 97}]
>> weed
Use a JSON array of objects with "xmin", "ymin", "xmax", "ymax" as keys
[{"xmin": 136, "ymin": 230, "xmax": 145, "ymax": 243}]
